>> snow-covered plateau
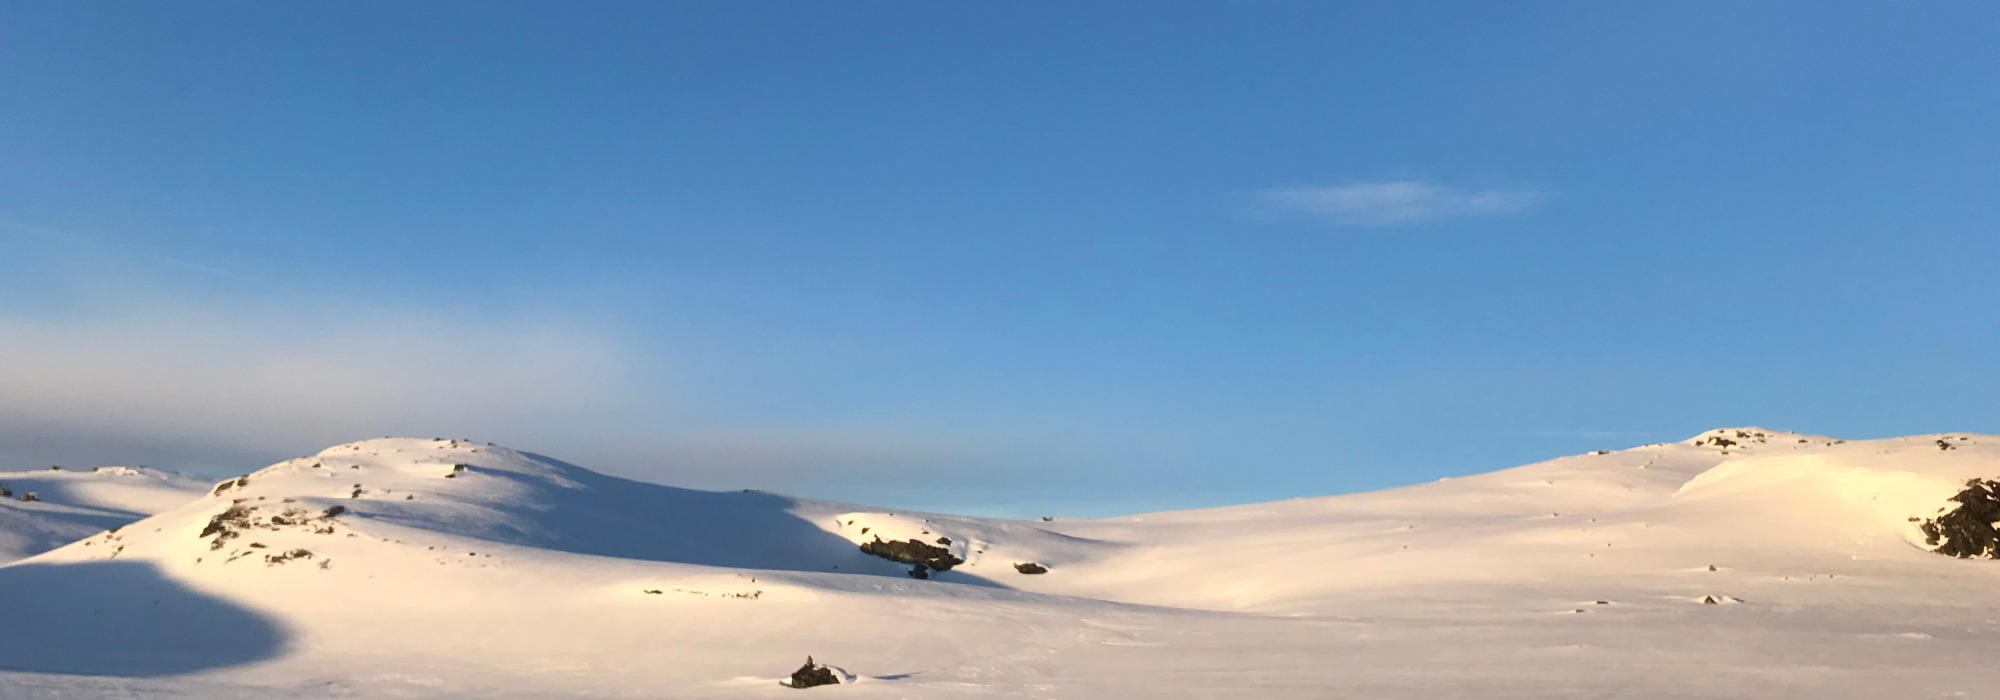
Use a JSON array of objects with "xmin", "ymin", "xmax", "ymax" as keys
[{"xmin": 4, "ymin": 429, "xmax": 1999, "ymax": 698}]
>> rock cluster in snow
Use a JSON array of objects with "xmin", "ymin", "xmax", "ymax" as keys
[
  {"xmin": 199, "ymin": 499, "xmax": 345, "ymax": 554},
  {"xmin": 859, "ymin": 536, "xmax": 964, "ymax": 578},
  {"xmin": 1921, "ymin": 478, "xmax": 2000, "ymax": 559}
]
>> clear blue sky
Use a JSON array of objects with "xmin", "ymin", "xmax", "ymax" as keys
[{"xmin": 3, "ymin": 2, "xmax": 1995, "ymax": 516}]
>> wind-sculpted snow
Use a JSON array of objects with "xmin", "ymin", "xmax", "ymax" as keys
[{"xmin": 4, "ymin": 430, "xmax": 2000, "ymax": 698}]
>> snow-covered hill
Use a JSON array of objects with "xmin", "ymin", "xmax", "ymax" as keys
[
  {"xmin": 0, "ymin": 465, "xmax": 207, "ymax": 563},
  {"xmin": 3, "ymin": 429, "xmax": 1999, "ymax": 698}
]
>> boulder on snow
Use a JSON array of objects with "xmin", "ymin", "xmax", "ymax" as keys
[
  {"xmin": 17, "ymin": 491, "xmax": 39, "ymax": 502},
  {"xmin": 789, "ymin": 656, "xmax": 839, "ymax": 688},
  {"xmin": 1014, "ymin": 562, "xmax": 1049, "ymax": 574},
  {"xmin": 1921, "ymin": 478, "xmax": 2000, "ymax": 559}
]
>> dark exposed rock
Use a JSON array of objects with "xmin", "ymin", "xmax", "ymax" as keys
[
  {"xmin": 17, "ymin": 492, "xmax": 39, "ymax": 502},
  {"xmin": 0, "ymin": 484, "xmax": 11, "ymax": 498},
  {"xmin": 1701, "ymin": 595, "xmax": 1719, "ymax": 605},
  {"xmin": 212, "ymin": 476, "xmax": 250, "ymax": 496},
  {"xmin": 1921, "ymin": 478, "xmax": 2000, "ymax": 558},
  {"xmin": 908, "ymin": 564, "xmax": 929, "ymax": 579},
  {"xmin": 935, "ymin": 536, "xmax": 951, "ymax": 545},
  {"xmin": 200, "ymin": 504, "xmax": 255, "ymax": 549},
  {"xmin": 860, "ymin": 536, "xmax": 964, "ymax": 572},
  {"xmin": 323, "ymin": 505, "xmax": 347, "ymax": 518},
  {"xmin": 790, "ymin": 656, "xmax": 839, "ymax": 689},
  {"xmin": 263, "ymin": 548, "xmax": 313, "ymax": 565},
  {"xmin": 1014, "ymin": 562, "xmax": 1048, "ymax": 575},
  {"xmin": 1937, "ymin": 439, "xmax": 1957, "ymax": 451}
]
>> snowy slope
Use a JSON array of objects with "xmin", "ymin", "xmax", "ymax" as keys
[
  {"xmin": 0, "ymin": 465, "xmax": 207, "ymax": 563},
  {"xmin": 4, "ymin": 430, "xmax": 2000, "ymax": 699}
]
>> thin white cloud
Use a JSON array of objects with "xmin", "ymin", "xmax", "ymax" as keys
[{"xmin": 1259, "ymin": 181, "xmax": 1543, "ymax": 226}]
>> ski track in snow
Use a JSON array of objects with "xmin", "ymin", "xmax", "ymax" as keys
[{"xmin": 4, "ymin": 429, "xmax": 2000, "ymax": 697}]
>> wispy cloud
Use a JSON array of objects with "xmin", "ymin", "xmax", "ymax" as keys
[{"xmin": 1259, "ymin": 181, "xmax": 1543, "ymax": 226}]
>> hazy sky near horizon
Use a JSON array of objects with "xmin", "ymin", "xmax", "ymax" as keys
[{"xmin": 3, "ymin": 2, "xmax": 1995, "ymax": 516}]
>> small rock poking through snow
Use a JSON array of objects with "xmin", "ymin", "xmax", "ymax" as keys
[{"xmin": 789, "ymin": 656, "xmax": 839, "ymax": 689}]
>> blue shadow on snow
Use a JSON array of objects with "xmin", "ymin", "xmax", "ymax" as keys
[{"xmin": 0, "ymin": 560, "xmax": 287, "ymax": 677}]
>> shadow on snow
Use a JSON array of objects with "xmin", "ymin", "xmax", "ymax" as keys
[
  {"xmin": 374, "ymin": 451, "xmax": 1014, "ymax": 589},
  {"xmin": 0, "ymin": 560, "xmax": 287, "ymax": 677}
]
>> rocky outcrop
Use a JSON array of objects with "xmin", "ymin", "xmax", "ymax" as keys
[
  {"xmin": 1922, "ymin": 479, "xmax": 2000, "ymax": 558},
  {"xmin": 1014, "ymin": 562, "xmax": 1048, "ymax": 574},
  {"xmin": 211, "ymin": 476, "xmax": 250, "ymax": 496},
  {"xmin": 859, "ymin": 536, "xmax": 964, "ymax": 572},
  {"xmin": 199, "ymin": 502, "xmax": 345, "ymax": 551}
]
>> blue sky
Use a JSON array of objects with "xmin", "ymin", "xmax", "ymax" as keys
[{"xmin": 2, "ymin": 2, "xmax": 1995, "ymax": 516}]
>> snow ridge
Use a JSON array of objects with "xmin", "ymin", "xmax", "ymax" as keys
[{"xmin": 5, "ymin": 430, "xmax": 2000, "ymax": 699}]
